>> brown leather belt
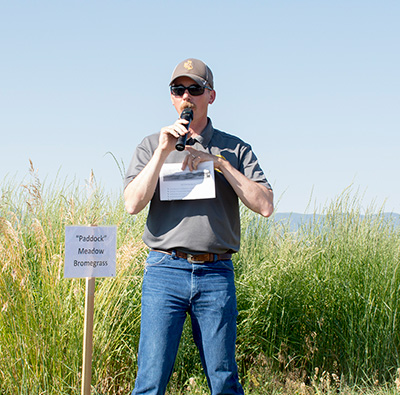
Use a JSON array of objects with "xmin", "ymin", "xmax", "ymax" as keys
[{"xmin": 151, "ymin": 249, "xmax": 232, "ymax": 263}]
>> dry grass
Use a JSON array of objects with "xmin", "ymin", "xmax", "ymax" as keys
[{"xmin": 1, "ymin": 167, "xmax": 400, "ymax": 394}]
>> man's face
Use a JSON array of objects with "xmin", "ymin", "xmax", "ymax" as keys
[{"xmin": 170, "ymin": 76, "xmax": 216, "ymax": 122}]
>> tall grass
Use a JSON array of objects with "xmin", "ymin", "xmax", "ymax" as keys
[
  {"xmin": 235, "ymin": 194, "xmax": 400, "ymax": 391},
  {"xmin": 0, "ymin": 167, "xmax": 146, "ymax": 394},
  {"xmin": 1, "ymin": 168, "xmax": 399, "ymax": 394}
]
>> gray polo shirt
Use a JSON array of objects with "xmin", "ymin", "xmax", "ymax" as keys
[{"xmin": 124, "ymin": 119, "xmax": 272, "ymax": 254}]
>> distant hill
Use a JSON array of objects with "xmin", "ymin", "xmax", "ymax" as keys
[{"xmin": 271, "ymin": 212, "xmax": 400, "ymax": 232}]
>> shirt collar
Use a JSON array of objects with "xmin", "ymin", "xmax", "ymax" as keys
[{"xmin": 186, "ymin": 118, "xmax": 213, "ymax": 148}]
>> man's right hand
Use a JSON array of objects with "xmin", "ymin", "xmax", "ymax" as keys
[{"xmin": 158, "ymin": 118, "xmax": 190, "ymax": 153}]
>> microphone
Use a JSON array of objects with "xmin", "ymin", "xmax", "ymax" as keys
[{"xmin": 175, "ymin": 108, "xmax": 193, "ymax": 151}]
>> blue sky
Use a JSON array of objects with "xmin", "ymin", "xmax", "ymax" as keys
[{"xmin": 1, "ymin": 1, "xmax": 399, "ymax": 214}]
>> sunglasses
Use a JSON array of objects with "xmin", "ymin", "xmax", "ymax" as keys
[{"xmin": 170, "ymin": 84, "xmax": 212, "ymax": 97}]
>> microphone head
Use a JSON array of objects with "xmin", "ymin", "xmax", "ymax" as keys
[{"xmin": 180, "ymin": 108, "xmax": 193, "ymax": 122}]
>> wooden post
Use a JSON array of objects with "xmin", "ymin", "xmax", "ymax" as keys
[{"xmin": 81, "ymin": 277, "xmax": 95, "ymax": 395}]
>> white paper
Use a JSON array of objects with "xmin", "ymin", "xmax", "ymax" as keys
[
  {"xmin": 160, "ymin": 161, "xmax": 216, "ymax": 201},
  {"xmin": 64, "ymin": 226, "xmax": 117, "ymax": 278}
]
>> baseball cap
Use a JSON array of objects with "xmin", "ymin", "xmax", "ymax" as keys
[{"xmin": 170, "ymin": 58, "xmax": 214, "ymax": 89}]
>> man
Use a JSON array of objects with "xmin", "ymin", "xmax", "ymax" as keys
[{"xmin": 124, "ymin": 58, "xmax": 273, "ymax": 395}]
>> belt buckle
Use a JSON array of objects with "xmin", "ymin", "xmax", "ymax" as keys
[{"xmin": 187, "ymin": 254, "xmax": 204, "ymax": 264}]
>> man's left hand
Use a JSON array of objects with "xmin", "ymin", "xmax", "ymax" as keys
[{"xmin": 182, "ymin": 147, "xmax": 222, "ymax": 171}]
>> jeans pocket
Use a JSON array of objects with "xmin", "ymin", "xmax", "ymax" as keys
[
  {"xmin": 145, "ymin": 251, "xmax": 170, "ymax": 267},
  {"xmin": 216, "ymin": 259, "xmax": 234, "ymax": 272}
]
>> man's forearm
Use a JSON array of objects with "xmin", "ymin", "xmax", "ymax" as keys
[
  {"xmin": 217, "ymin": 157, "xmax": 274, "ymax": 217},
  {"xmin": 124, "ymin": 148, "xmax": 169, "ymax": 215}
]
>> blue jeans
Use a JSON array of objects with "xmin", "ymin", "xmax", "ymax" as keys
[{"xmin": 131, "ymin": 250, "xmax": 244, "ymax": 395}]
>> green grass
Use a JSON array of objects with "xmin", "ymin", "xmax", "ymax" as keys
[{"xmin": 1, "ymin": 169, "xmax": 400, "ymax": 394}]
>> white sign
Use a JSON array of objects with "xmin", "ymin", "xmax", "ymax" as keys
[
  {"xmin": 159, "ymin": 161, "xmax": 215, "ymax": 201},
  {"xmin": 64, "ymin": 226, "xmax": 117, "ymax": 278}
]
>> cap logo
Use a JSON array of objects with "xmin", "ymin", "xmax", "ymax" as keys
[{"xmin": 184, "ymin": 60, "xmax": 193, "ymax": 71}]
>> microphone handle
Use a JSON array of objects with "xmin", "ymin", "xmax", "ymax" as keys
[
  {"xmin": 175, "ymin": 118, "xmax": 192, "ymax": 151},
  {"xmin": 175, "ymin": 134, "xmax": 187, "ymax": 151}
]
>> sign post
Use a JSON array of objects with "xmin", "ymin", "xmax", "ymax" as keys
[
  {"xmin": 81, "ymin": 277, "xmax": 95, "ymax": 395},
  {"xmin": 64, "ymin": 226, "xmax": 117, "ymax": 395}
]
